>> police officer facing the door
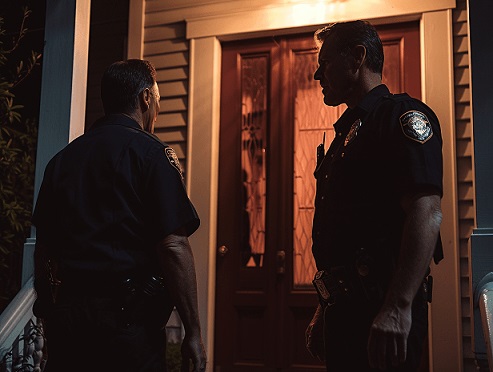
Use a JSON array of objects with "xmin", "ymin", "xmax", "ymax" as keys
[
  {"xmin": 305, "ymin": 21, "xmax": 443, "ymax": 371},
  {"xmin": 33, "ymin": 60, "xmax": 207, "ymax": 371}
]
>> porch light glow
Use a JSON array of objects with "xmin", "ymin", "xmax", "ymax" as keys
[{"xmin": 290, "ymin": 1, "xmax": 347, "ymax": 24}]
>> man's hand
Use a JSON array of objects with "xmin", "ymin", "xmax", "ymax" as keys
[
  {"xmin": 367, "ymin": 303, "xmax": 412, "ymax": 370},
  {"xmin": 156, "ymin": 231, "xmax": 206, "ymax": 371},
  {"xmin": 305, "ymin": 304, "xmax": 325, "ymax": 361},
  {"xmin": 180, "ymin": 333, "xmax": 207, "ymax": 372},
  {"xmin": 366, "ymin": 192, "xmax": 441, "ymax": 370}
]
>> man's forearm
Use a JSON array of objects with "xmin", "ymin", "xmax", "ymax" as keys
[
  {"xmin": 384, "ymin": 193, "xmax": 442, "ymax": 308},
  {"xmin": 155, "ymin": 233, "xmax": 202, "ymax": 335}
]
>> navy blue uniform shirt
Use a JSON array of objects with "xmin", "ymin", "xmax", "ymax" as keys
[
  {"xmin": 32, "ymin": 114, "xmax": 200, "ymax": 280},
  {"xmin": 312, "ymin": 84, "xmax": 443, "ymax": 277}
]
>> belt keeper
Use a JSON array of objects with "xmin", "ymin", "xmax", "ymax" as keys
[{"xmin": 312, "ymin": 270, "xmax": 349, "ymax": 306}]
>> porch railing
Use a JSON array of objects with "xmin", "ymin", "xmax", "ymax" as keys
[
  {"xmin": 0, "ymin": 274, "xmax": 184, "ymax": 372},
  {"xmin": 475, "ymin": 272, "xmax": 493, "ymax": 371},
  {"xmin": 0, "ymin": 276, "xmax": 47, "ymax": 372}
]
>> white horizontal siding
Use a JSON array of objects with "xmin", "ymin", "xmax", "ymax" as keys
[
  {"xmin": 143, "ymin": 19, "xmax": 189, "ymax": 170},
  {"xmin": 453, "ymin": 1, "xmax": 476, "ymax": 370}
]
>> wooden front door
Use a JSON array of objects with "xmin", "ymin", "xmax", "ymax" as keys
[{"xmin": 214, "ymin": 22, "xmax": 421, "ymax": 372}]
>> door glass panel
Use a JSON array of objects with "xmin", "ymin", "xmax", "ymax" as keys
[
  {"xmin": 241, "ymin": 55, "xmax": 267, "ymax": 268},
  {"xmin": 292, "ymin": 51, "xmax": 343, "ymax": 286}
]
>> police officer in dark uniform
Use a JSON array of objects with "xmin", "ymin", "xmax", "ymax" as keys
[
  {"xmin": 32, "ymin": 60, "xmax": 207, "ymax": 372},
  {"xmin": 305, "ymin": 21, "xmax": 443, "ymax": 371}
]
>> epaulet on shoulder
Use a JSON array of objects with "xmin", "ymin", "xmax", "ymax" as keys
[
  {"xmin": 383, "ymin": 93, "xmax": 411, "ymax": 102},
  {"xmin": 130, "ymin": 126, "xmax": 168, "ymax": 148}
]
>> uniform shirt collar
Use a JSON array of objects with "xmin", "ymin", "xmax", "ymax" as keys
[
  {"xmin": 334, "ymin": 84, "xmax": 390, "ymax": 132},
  {"xmin": 356, "ymin": 84, "xmax": 390, "ymax": 113},
  {"xmin": 90, "ymin": 113, "xmax": 143, "ymax": 131}
]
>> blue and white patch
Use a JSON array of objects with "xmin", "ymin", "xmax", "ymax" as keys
[
  {"xmin": 399, "ymin": 110, "xmax": 433, "ymax": 143},
  {"xmin": 344, "ymin": 119, "xmax": 362, "ymax": 146},
  {"xmin": 165, "ymin": 147, "xmax": 183, "ymax": 178}
]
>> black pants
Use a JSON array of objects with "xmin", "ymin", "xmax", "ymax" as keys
[
  {"xmin": 43, "ymin": 290, "xmax": 173, "ymax": 372},
  {"xmin": 323, "ymin": 288, "xmax": 428, "ymax": 372}
]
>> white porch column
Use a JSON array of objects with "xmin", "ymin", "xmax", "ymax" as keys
[
  {"xmin": 23, "ymin": 0, "xmax": 91, "ymax": 285},
  {"xmin": 127, "ymin": 0, "xmax": 144, "ymax": 59},
  {"xmin": 421, "ymin": 10, "xmax": 462, "ymax": 372},
  {"xmin": 187, "ymin": 36, "xmax": 222, "ymax": 370}
]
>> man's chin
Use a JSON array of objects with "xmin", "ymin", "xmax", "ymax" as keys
[{"xmin": 323, "ymin": 95, "xmax": 341, "ymax": 107}]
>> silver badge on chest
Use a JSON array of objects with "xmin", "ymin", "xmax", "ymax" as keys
[{"xmin": 344, "ymin": 119, "xmax": 362, "ymax": 147}]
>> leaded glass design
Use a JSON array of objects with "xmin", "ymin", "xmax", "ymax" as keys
[
  {"xmin": 293, "ymin": 51, "xmax": 344, "ymax": 286},
  {"xmin": 241, "ymin": 55, "xmax": 267, "ymax": 268}
]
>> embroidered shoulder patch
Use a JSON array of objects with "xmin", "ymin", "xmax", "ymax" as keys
[
  {"xmin": 399, "ymin": 110, "xmax": 433, "ymax": 143},
  {"xmin": 164, "ymin": 147, "xmax": 183, "ymax": 178}
]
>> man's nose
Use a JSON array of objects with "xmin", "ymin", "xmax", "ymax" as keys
[{"xmin": 314, "ymin": 66, "xmax": 321, "ymax": 81}]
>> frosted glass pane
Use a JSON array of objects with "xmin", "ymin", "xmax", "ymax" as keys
[{"xmin": 241, "ymin": 55, "xmax": 267, "ymax": 268}]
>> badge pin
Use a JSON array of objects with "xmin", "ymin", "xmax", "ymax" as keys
[
  {"xmin": 344, "ymin": 119, "xmax": 362, "ymax": 147},
  {"xmin": 399, "ymin": 110, "xmax": 433, "ymax": 143}
]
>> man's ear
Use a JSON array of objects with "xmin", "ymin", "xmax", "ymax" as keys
[
  {"xmin": 350, "ymin": 45, "xmax": 367, "ymax": 72},
  {"xmin": 139, "ymin": 87, "xmax": 151, "ymax": 112}
]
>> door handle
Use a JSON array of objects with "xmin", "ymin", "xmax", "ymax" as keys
[
  {"xmin": 277, "ymin": 250, "xmax": 286, "ymax": 274},
  {"xmin": 218, "ymin": 245, "xmax": 229, "ymax": 257}
]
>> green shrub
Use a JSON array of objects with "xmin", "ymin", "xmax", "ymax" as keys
[
  {"xmin": 166, "ymin": 342, "xmax": 182, "ymax": 372},
  {"xmin": 166, "ymin": 341, "xmax": 195, "ymax": 372},
  {"xmin": 0, "ymin": 6, "xmax": 41, "ymax": 311}
]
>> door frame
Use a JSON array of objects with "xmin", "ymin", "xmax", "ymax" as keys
[{"xmin": 185, "ymin": 3, "xmax": 460, "ymax": 372}]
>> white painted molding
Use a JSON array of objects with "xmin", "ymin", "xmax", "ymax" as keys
[
  {"xmin": 187, "ymin": 37, "xmax": 222, "ymax": 370},
  {"xmin": 70, "ymin": 0, "xmax": 91, "ymax": 142},
  {"xmin": 128, "ymin": 0, "xmax": 144, "ymax": 59},
  {"xmin": 421, "ymin": 10, "xmax": 462, "ymax": 372},
  {"xmin": 186, "ymin": 0, "xmax": 456, "ymax": 39},
  {"xmin": 145, "ymin": 0, "xmax": 455, "ymax": 28}
]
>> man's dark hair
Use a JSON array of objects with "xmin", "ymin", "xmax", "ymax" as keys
[
  {"xmin": 101, "ymin": 59, "xmax": 157, "ymax": 114},
  {"xmin": 314, "ymin": 20, "xmax": 384, "ymax": 75}
]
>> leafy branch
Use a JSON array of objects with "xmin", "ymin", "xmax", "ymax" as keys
[
  {"xmin": 0, "ymin": 5, "xmax": 40, "ymax": 311},
  {"xmin": 0, "ymin": 8, "xmax": 42, "ymax": 124}
]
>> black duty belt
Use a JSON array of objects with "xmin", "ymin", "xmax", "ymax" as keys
[
  {"xmin": 59, "ymin": 277, "xmax": 127, "ymax": 296},
  {"xmin": 312, "ymin": 266, "xmax": 433, "ymax": 307},
  {"xmin": 59, "ymin": 272, "xmax": 166, "ymax": 298}
]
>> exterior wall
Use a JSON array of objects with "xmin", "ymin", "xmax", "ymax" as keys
[
  {"xmin": 142, "ymin": 20, "xmax": 190, "ymax": 171},
  {"xmin": 85, "ymin": 0, "xmax": 129, "ymax": 129},
  {"xmin": 139, "ymin": 1, "xmax": 465, "ymax": 370},
  {"xmin": 86, "ymin": 1, "xmax": 190, "ymax": 168}
]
